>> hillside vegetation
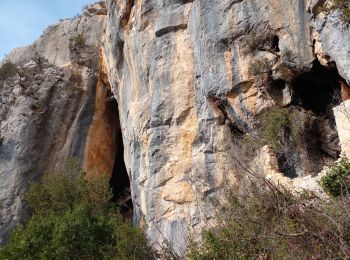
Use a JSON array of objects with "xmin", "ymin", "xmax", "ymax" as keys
[{"xmin": 0, "ymin": 159, "xmax": 156, "ymax": 260}]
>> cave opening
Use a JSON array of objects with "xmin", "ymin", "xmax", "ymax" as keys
[
  {"xmin": 275, "ymin": 60, "xmax": 345, "ymax": 178},
  {"xmin": 108, "ymin": 98, "xmax": 132, "ymax": 217},
  {"xmin": 269, "ymin": 79, "xmax": 287, "ymax": 105},
  {"xmin": 271, "ymin": 35, "xmax": 280, "ymax": 52},
  {"xmin": 291, "ymin": 60, "xmax": 342, "ymax": 115}
]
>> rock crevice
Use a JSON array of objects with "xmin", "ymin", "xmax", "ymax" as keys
[{"xmin": 2, "ymin": 0, "xmax": 350, "ymax": 256}]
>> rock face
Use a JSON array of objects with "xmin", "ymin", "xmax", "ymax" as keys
[
  {"xmin": 1, "ymin": 0, "xmax": 350, "ymax": 256},
  {"xmin": 101, "ymin": 0, "xmax": 350, "ymax": 255},
  {"xmin": 0, "ymin": 3, "xmax": 107, "ymax": 244}
]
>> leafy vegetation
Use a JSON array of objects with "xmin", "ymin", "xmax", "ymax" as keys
[
  {"xmin": 0, "ymin": 106, "xmax": 9, "ymax": 121},
  {"xmin": 188, "ymin": 180, "xmax": 350, "ymax": 259},
  {"xmin": 262, "ymin": 107, "xmax": 302, "ymax": 150},
  {"xmin": 242, "ymin": 28, "xmax": 278, "ymax": 54},
  {"xmin": 321, "ymin": 158, "xmax": 350, "ymax": 197},
  {"xmin": 331, "ymin": 0, "xmax": 350, "ymax": 19},
  {"xmin": 318, "ymin": 0, "xmax": 350, "ymax": 21},
  {"xmin": 0, "ymin": 61, "xmax": 17, "ymax": 80},
  {"xmin": 249, "ymin": 58, "xmax": 270, "ymax": 76},
  {"xmin": 0, "ymin": 159, "xmax": 155, "ymax": 260},
  {"xmin": 69, "ymin": 33, "xmax": 86, "ymax": 55},
  {"xmin": 31, "ymin": 52, "xmax": 44, "ymax": 70}
]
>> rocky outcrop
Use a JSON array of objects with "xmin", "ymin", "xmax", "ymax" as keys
[
  {"xmin": 1, "ymin": 0, "xmax": 350, "ymax": 256},
  {"xmin": 0, "ymin": 3, "xmax": 107, "ymax": 244},
  {"xmin": 101, "ymin": 0, "xmax": 350, "ymax": 255}
]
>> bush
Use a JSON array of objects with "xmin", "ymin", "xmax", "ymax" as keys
[
  {"xmin": 31, "ymin": 52, "xmax": 44, "ymax": 69},
  {"xmin": 188, "ymin": 181, "xmax": 350, "ymax": 259},
  {"xmin": 318, "ymin": 0, "xmax": 350, "ymax": 21},
  {"xmin": 69, "ymin": 33, "xmax": 86, "ymax": 55},
  {"xmin": 249, "ymin": 58, "xmax": 270, "ymax": 76},
  {"xmin": 331, "ymin": 0, "xmax": 350, "ymax": 19},
  {"xmin": 262, "ymin": 107, "xmax": 303, "ymax": 150},
  {"xmin": 0, "ymin": 159, "xmax": 155, "ymax": 260},
  {"xmin": 0, "ymin": 61, "xmax": 17, "ymax": 80},
  {"xmin": 321, "ymin": 158, "xmax": 350, "ymax": 197},
  {"xmin": 0, "ymin": 106, "xmax": 9, "ymax": 121},
  {"xmin": 241, "ymin": 28, "xmax": 278, "ymax": 54}
]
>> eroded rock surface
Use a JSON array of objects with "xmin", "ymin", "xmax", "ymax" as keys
[
  {"xmin": 101, "ymin": 0, "xmax": 350, "ymax": 255},
  {"xmin": 0, "ymin": 3, "xmax": 107, "ymax": 244},
  {"xmin": 1, "ymin": 0, "xmax": 350, "ymax": 256}
]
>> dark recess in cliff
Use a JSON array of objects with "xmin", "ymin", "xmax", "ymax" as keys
[
  {"xmin": 109, "ymin": 99, "xmax": 132, "ymax": 217},
  {"xmin": 291, "ymin": 60, "xmax": 342, "ymax": 114},
  {"xmin": 276, "ymin": 60, "xmax": 343, "ymax": 178}
]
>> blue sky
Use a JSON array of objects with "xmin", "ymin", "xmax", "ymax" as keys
[{"xmin": 0, "ymin": 0, "xmax": 96, "ymax": 58}]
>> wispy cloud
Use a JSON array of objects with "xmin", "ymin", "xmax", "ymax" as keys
[{"xmin": 0, "ymin": 0, "xmax": 95, "ymax": 58}]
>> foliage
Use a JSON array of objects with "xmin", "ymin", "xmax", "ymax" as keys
[
  {"xmin": 0, "ymin": 106, "xmax": 9, "ymax": 121},
  {"xmin": 262, "ymin": 107, "xmax": 302, "ymax": 150},
  {"xmin": 31, "ymin": 52, "xmax": 44, "ymax": 69},
  {"xmin": 242, "ymin": 28, "xmax": 278, "ymax": 54},
  {"xmin": 69, "ymin": 33, "xmax": 86, "ymax": 55},
  {"xmin": 188, "ymin": 181, "xmax": 350, "ymax": 259},
  {"xmin": 0, "ymin": 61, "xmax": 17, "ymax": 80},
  {"xmin": 318, "ymin": 0, "xmax": 350, "ymax": 21},
  {"xmin": 0, "ymin": 159, "xmax": 155, "ymax": 260},
  {"xmin": 321, "ymin": 158, "xmax": 350, "ymax": 197},
  {"xmin": 331, "ymin": 0, "xmax": 350, "ymax": 20},
  {"xmin": 262, "ymin": 108, "xmax": 290, "ymax": 149},
  {"xmin": 249, "ymin": 58, "xmax": 270, "ymax": 76}
]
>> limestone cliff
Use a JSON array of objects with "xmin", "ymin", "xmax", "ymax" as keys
[
  {"xmin": 0, "ymin": 2, "xmax": 107, "ymax": 244},
  {"xmin": 1, "ymin": 0, "xmax": 350, "ymax": 256}
]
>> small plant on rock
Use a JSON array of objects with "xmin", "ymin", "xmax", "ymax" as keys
[
  {"xmin": 318, "ymin": 0, "xmax": 350, "ymax": 21},
  {"xmin": 0, "ymin": 61, "xmax": 17, "ymax": 80},
  {"xmin": 261, "ymin": 107, "xmax": 303, "ymax": 151},
  {"xmin": 0, "ymin": 106, "xmax": 9, "ymax": 121},
  {"xmin": 31, "ymin": 52, "xmax": 44, "ymax": 70},
  {"xmin": 249, "ymin": 58, "xmax": 270, "ymax": 76},
  {"xmin": 69, "ymin": 33, "xmax": 86, "ymax": 55},
  {"xmin": 321, "ymin": 157, "xmax": 350, "ymax": 197},
  {"xmin": 242, "ymin": 28, "xmax": 279, "ymax": 54}
]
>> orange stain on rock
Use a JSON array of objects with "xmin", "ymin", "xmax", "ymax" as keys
[
  {"xmin": 340, "ymin": 81, "xmax": 350, "ymax": 101},
  {"xmin": 83, "ymin": 54, "xmax": 118, "ymax": 178}
]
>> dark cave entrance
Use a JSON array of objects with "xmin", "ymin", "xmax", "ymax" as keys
[
  {"xmin": 291, "ymin": 60, "xmax": 342, "ymax": 114},
  {"xmin": 108, "ymin": 98, "xmax": 133, "ymax": 217},
  {"xmin": 276, "ymin": 60, "xmax": 344, "ymax": 178},
  {"xmin": 270, "ymin": 35, "xmax": 280, "ymax": 52}
]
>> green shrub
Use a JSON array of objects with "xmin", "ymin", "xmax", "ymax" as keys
[
  {"xmin": 332, "ymin": 0, "xmax": 350, "ymax": 19},
  {"xmin": 0, "ymin": 106, "xmax": 9, "ymax": 121},
  {"xmin": 69, "ymin": 33, "xmax": 86, "ymax": 55},
  {"xmin": 0, "ymin": 159, "xmax": 156, "ymax": 260},
  {"xmin": 242, "ymin": 29, "xmax": 277, "ymax": 53},
  {"xmin": 318, "ymin": 0, "xmax": 350, "ymax": 21},
  {"xmin": 188, "ymin": 182, "xmax": 350, "ymax": 259},
  {"xmin": 249, "ymin": 58, "xmax": 270, "ymax": 76},
  {"xmin": 31, "ymin": 52, "xmax": 44, "ymax": 69},
  {"xmin": 262, "ymin": 108, "xmax": 290, "ymax": 149},
  {"xmin": 261, "ymin": 107, "xmax": 305, "ymax": 152},
  {"xmin": 321, "ymin": 158, "xmax": 350, "ymax": 197},
  {"xmin": 0, "ymin": 61, "xmax": 17, "ymax": 80}
]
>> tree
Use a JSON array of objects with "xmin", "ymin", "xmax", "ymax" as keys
[{"xmin": 0, "ymin": 159, "xmax": 155, "ymax": 260}]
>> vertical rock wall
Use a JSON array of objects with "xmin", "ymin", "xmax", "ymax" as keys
[
  {"xmin": 2, "ymin": 0, "xmax": 350, "ymax": 256},
  {"xmin": 0, "ymin": 3, "xmax": 107, "ymax": 244},
  {"xmin": 102, "ymin": 0, "xmax": 350, "ymax": 255}
]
